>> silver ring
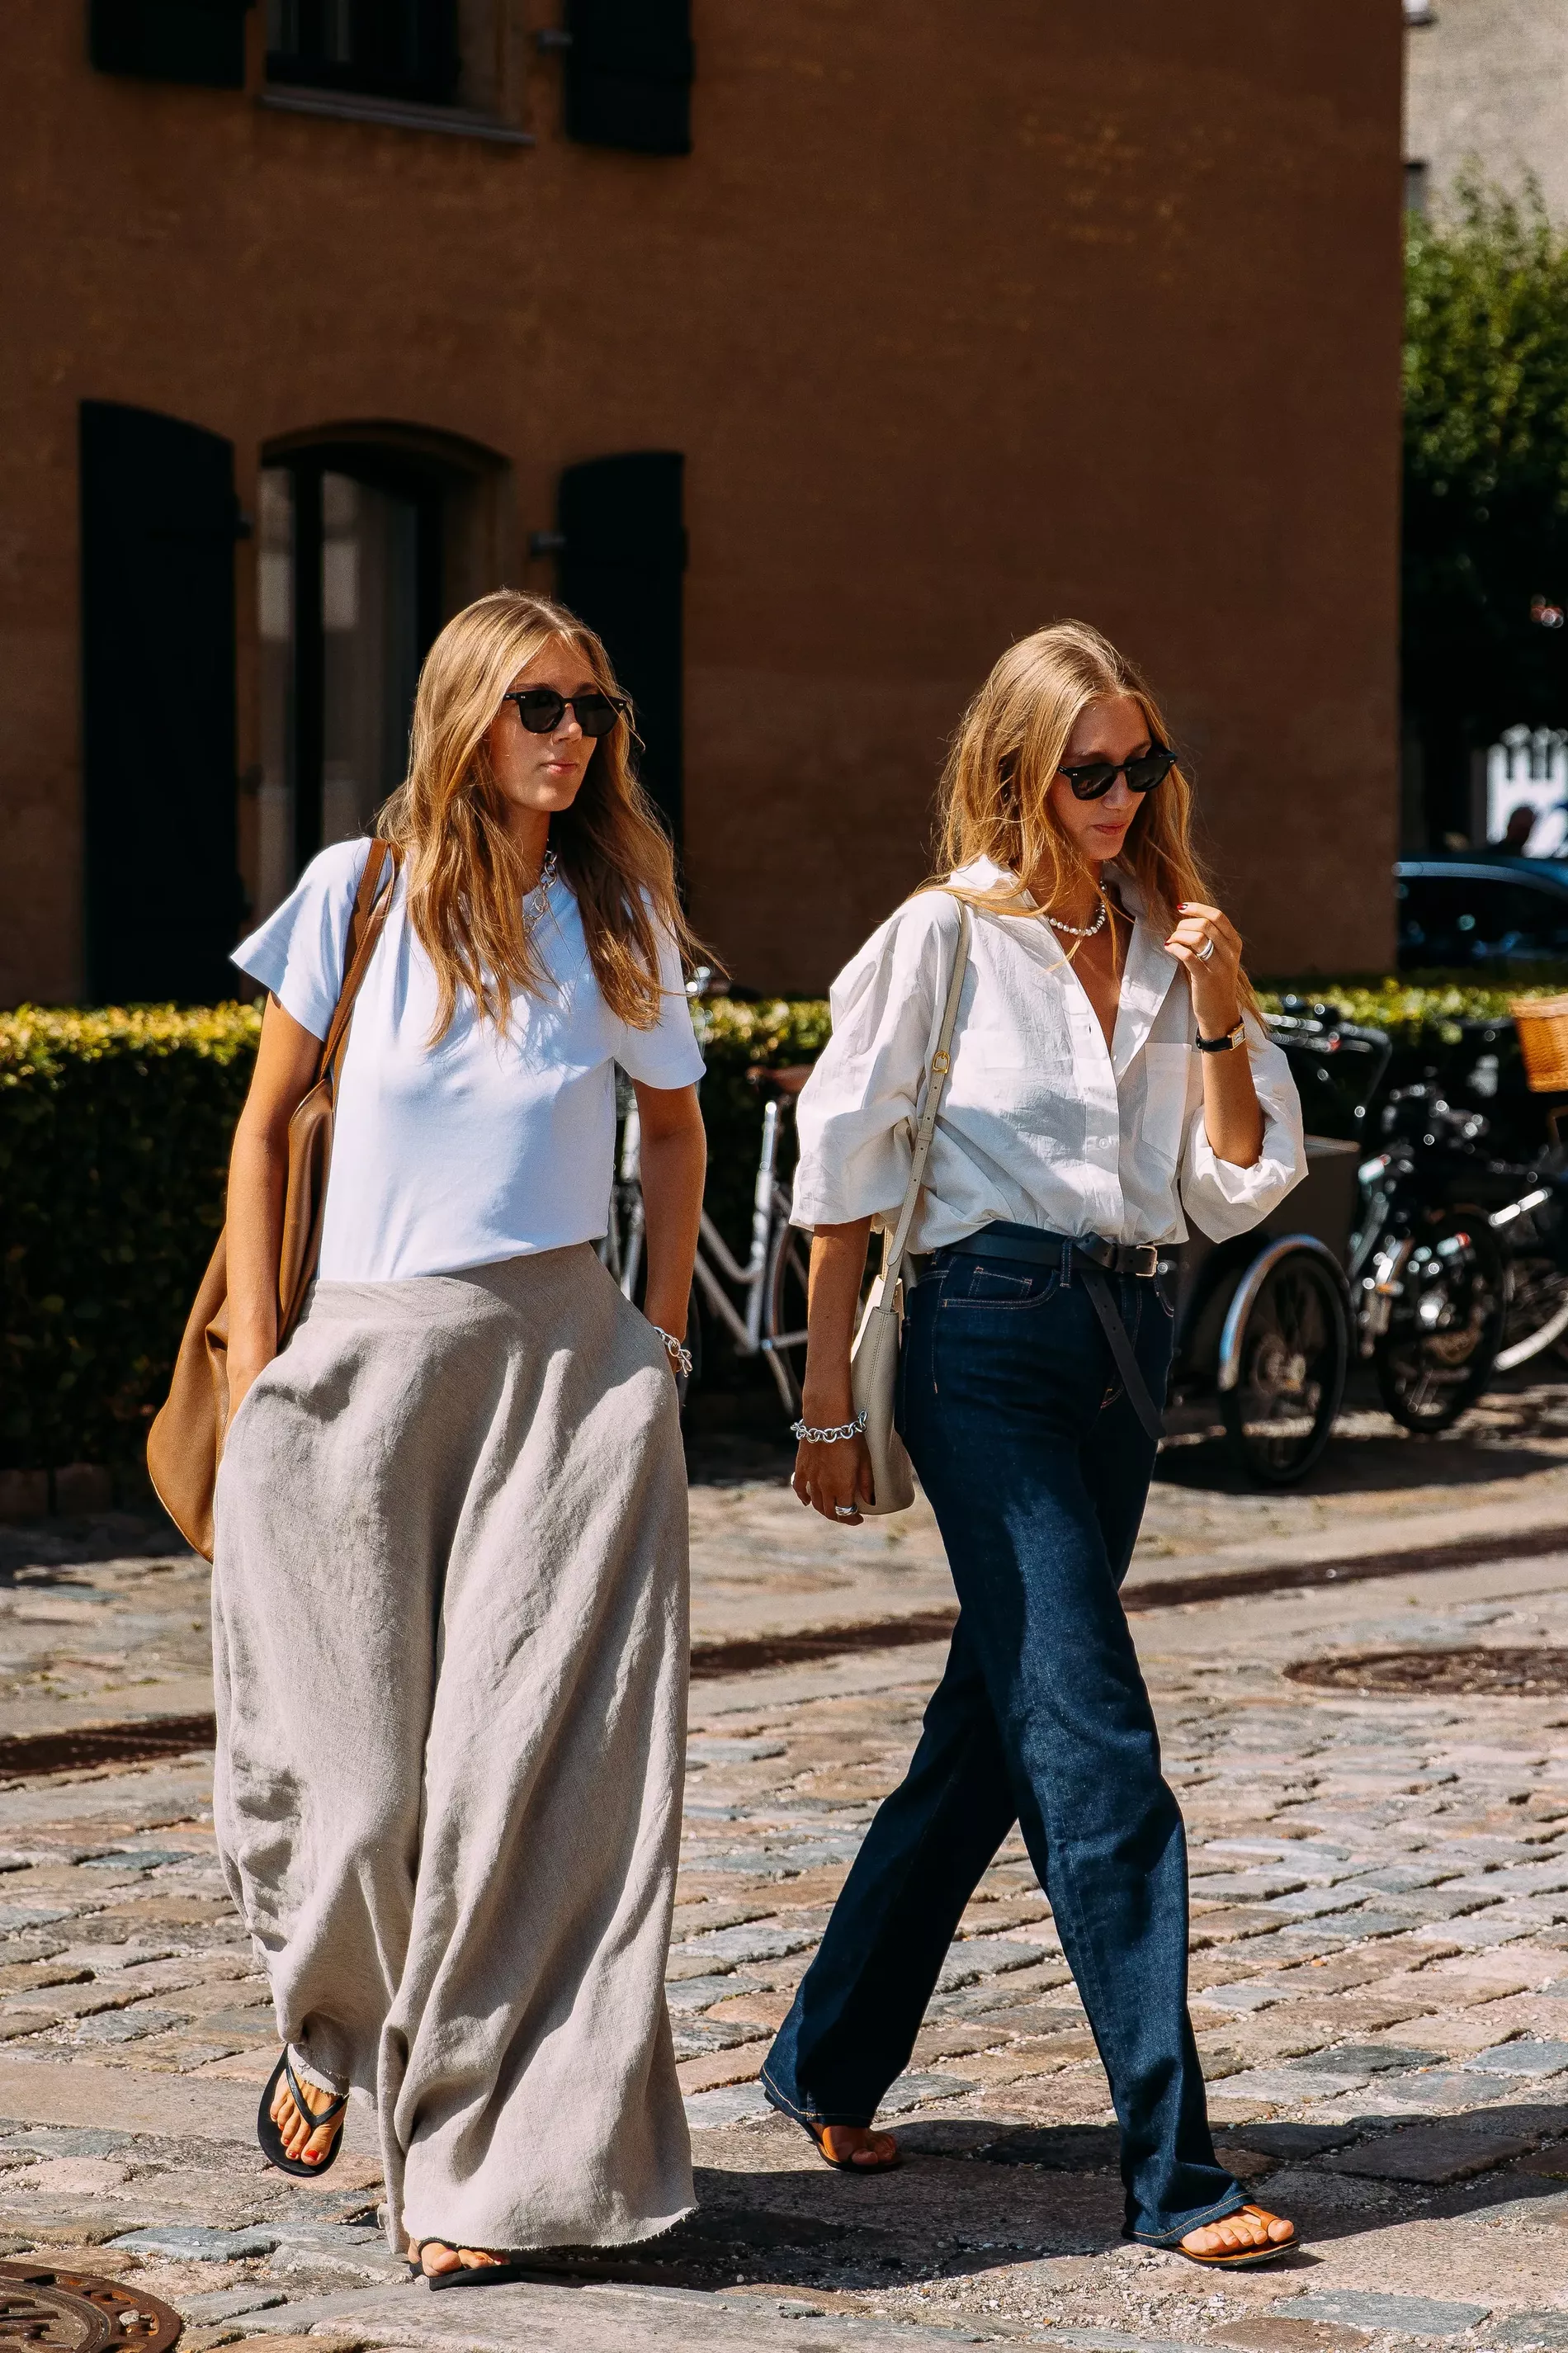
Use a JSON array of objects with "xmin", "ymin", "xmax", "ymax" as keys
[
  {"xmin": 834, "ymin": 1504, "xmax": 857, "ymax": 1519},
  {"xmin": 1197, "ymin": 937, "xmax": 1216, "ymax": 962}
]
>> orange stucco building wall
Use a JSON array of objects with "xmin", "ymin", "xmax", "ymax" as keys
[{"xmin": 1, "ymin": 2, "xmax": 1404, "ymax": 1003}]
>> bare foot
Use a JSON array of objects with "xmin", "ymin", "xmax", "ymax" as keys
[
  {"xmin": 1179, "ymin": 2204, "xmax": 1295, "ymax": 2263},
  {"xmin": 814, "ymin": 2123, "xmax": 900, "ymax": 2171},
  {"xmin": 268, "ymin": 2063, "xmax": 345, "ymax": 2168},
  {"xmin": 410, "ymin": 2238, "xmax": 504, "ymax": 2277}
]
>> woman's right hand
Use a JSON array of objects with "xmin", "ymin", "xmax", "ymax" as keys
[
  {"xmin": 791, "ymin": 1219, "xmax": 876, "ymax": 1524},
  {"xmin": 224, "ymin": 1349, "xmax": 276, "ymax": 1429},
  {"xmin": 792, "ymin": 1426, "xmax": 875, "ymax": 1525}
]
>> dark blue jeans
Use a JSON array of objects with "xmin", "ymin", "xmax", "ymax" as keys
[{"xmin": 761, "ymin": 1232, "xmax": 1244, "ymax": 2246}]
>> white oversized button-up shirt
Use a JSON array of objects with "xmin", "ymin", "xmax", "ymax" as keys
[{"xmin": 790, "ymin": 858, "xmax": 1306, "ymax": 1252}]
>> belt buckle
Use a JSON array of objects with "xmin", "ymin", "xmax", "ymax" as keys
[{"xmin": 1128, "ymin": 1245, "xmax": 1159, "ymax": 1279}]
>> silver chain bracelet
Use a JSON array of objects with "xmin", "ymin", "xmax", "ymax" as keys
[
  {"xmin": 649, "ymin": 1325, "xmax": 694, "ymax": 1378},
  {"xmin": 790, "ymin": 1407, "xmax": 869, "ymax": 1445}
]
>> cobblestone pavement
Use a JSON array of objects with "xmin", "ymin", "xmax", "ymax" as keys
[
  {"xmin": 690, "ymin": 1378, "xmax": 1568, "ymax": 1643},
  {"xmin": 0, "ymin": 1406, "xmax": 1564, "ymax": 2349}
]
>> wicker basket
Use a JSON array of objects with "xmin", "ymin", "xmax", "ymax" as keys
[{"xmin": 1511, "ymin": 995, "xmax": 1568, "ymax": 1092}]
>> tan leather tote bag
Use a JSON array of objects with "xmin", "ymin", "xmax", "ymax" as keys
[
  {"xmin": 146, "ymin": 842, "xmax": 399, "ymax": 1559},
  {"xmin": 848, "ymin": 897, "xmax": 971, "ymax": 1514}
]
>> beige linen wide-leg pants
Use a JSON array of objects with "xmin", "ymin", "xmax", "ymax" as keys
[{"xmin": 210, "ymin": 1245, "xmax": 693, "ymax": 2255}]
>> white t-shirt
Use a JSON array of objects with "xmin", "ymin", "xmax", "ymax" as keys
[{"xmin": 234, "ymin": 839, "xmax": 706, "ymax": 1283}]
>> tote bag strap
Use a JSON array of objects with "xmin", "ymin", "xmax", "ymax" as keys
[
  {"xmin": 880, "ymin": 897, "xmax": 972, "ymax": 1278},
  {"xmin": 319, "ymin": 839, "xmax": 400, "ymax": 1089}
]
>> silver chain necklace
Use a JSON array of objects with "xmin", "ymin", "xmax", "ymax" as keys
[
  {"xmin": 527, "ymin": 847, "xmax": 559, "ymax": 924},
  {"xmin": 1044, "ymin": 896, "xmax": 1108, "ymax": 940}
]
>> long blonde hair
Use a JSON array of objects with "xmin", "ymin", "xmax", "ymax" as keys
[
  {"xmin": 379, "ymin": 590, "xmax": 702, "ymax": 1040},
  {"xmin": 932, "ymin": 620, "xmax": 1221, "ymax": 944}
]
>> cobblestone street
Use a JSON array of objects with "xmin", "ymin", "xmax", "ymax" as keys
[{"xmin": 0, "ymin": 1401, "xmax": 1564, "ymax": 2351}]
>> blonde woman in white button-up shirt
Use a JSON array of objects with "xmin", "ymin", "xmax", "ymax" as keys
[{"xmin": 760, "ymin": 622, "xmax": 1307, "ymax": 2272}]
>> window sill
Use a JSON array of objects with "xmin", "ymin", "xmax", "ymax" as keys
[{"xmin": 258, "ymin": 85, "xmax": 533, "ymax": 145}]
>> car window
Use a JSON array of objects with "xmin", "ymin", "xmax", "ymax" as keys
[{"xmin": 1398, "ymin": 872, "xmax": 1568, "ymax": 966}]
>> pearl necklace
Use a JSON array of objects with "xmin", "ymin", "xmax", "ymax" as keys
[{"xmin": 1044, "ymin": 896, "xmax": 1108, "ymax": 940}]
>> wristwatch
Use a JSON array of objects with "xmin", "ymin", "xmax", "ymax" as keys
[{"xmin": 1195, "ymin": 1018, "xmax": 1246, "ymax": 1054}]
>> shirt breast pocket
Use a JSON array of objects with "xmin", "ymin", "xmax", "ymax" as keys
[{"xmin": 1141, "ymin": 1044, "xmax": 1193, "ymax": 1155}]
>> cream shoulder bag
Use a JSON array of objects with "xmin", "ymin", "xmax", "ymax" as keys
[{"xmin": 848, "ymin": 897, "xmax": 972, "ymax": 1514}]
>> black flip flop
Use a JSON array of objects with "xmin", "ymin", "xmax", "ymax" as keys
[
  {"xmin": 257, "ymin": 2048, "xmax": 348, "ymax": 2179},
  {"xmin": 409, "ymin": 2247, "xmax": 533, "ymax": 2289}
]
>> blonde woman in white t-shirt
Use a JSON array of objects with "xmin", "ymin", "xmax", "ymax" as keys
[
  {"xmin": 763, "ymin": 622, "xmax": 1307, "ymax": 2270},
  {"xmin": 214, "ymin": 592, "xmax": 706, "ymax": 2283}
]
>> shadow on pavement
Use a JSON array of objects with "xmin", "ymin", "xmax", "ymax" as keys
[
  {"xmin": 504, "ymin": 2105, "xmax": 1568, "ymax": 2294},
  {"xmin": 1155, "ymin": 1431, "xmax": 1555, "ymax": 1499}
]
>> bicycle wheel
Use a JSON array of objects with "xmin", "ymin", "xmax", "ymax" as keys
[
  {"xmin": 1498, "ymin": 1254, "xmax": 1568, "ymax": 1373},
  {"xmin": 1221, "ymin": 1249, "xmax": 1347, "ymax": 1486},
  {"xmin": 1373, "ymin": 1210, "xmax": 1505, "ymax": 1433},
  {"xmin": 763, "ymin": 1219, "xmax": 811, "ymax": 1414}
]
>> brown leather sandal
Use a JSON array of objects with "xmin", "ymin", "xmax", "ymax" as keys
[
  {"xmin": 801, "ymin": 2117, "xmax": 901, "ymax": 2173},
  {"xmin": 1177, "ymin": 2205, "xmax": 1296, "ymax": 2267}
]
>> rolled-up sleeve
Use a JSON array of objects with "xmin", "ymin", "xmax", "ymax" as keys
[
  {"xmin": 790, "ymin": 899, "xmax": 952, "ymax": 1231},
  {"xmin": 1178, "ymin": 1018, "xmax": 1307, "ymax": 1241}
]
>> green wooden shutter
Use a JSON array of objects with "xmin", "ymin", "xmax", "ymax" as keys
[
  {"xmin": 89, "ymin": 0, "xmax": 253, "ymax": 87},
  {"xmin": 558, "ymin": 453, "xmax": 686, "ymax": 843},
  {"xmin": 80, "ymin": 402, "xmax": 245, "ymax": 1003},
  {"xmin": 564, "ymin": 0, "xmax": 692, "ymax": 156}
]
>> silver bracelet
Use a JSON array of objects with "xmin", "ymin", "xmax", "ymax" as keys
[
  {"xmin": 790, "ymin": 1408, "xmax": 869, "ymax": 1445},
  {"xmin": 649, "ymin": 1325, "xmax": 694, "ymax": 1378}
]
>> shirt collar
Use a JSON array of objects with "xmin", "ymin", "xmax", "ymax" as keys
[
  {"xmin": 1105, "ymin": 861, "xmax": 1180, "ymax": 1075},
  {"xmin": 949, "ymin": 854, "xmax": 1179, "ymax": 1074},
  {"xmin": 949, "ymin": 853, "xmax": 1025, "ymax": 900}
]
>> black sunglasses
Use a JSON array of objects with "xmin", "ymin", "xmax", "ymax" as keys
[
  {"xmin": 503, "ymin": 687, "xmax": 628, "ymax": 739},
  {"xmin": 1058, "ymin": 744, "xmax": 1178, "ymax": 801}
]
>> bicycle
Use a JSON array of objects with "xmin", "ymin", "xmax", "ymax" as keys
[{"xmin": 600, "ymin": 1065, "xmax": 814, "ymax": 1413}]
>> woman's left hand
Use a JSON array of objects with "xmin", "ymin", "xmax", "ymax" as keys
[{"xmin": 1164, "ymin": 901, "xmax": 1244, "ymax": 1038}]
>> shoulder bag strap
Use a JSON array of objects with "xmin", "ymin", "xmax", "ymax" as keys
[
  {"xmin": 880, "ymin": 897, "xmax": 972, "ymax": 1278},
  {"xmin": 318, "ymin": 839, "xmax": 399, "ymax": 1089}
]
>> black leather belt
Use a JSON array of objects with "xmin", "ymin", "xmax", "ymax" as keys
[
  {"xmin": 940, "ymin": 1227, "xmax": 1160, "ymax": 1280},
  {"xmin": 932, "ymin": 1225, "xmax": 1167, "ymax": 1441}
]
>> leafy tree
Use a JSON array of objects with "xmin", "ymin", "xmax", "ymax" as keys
[{"xmin": 1404, "ymin": 181, "xmax": 1568, "ymax": 841}]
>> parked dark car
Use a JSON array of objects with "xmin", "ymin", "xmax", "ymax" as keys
[{"xmin": 1397, "ymin": 853, "xmax": 1568, "ymax": 971}]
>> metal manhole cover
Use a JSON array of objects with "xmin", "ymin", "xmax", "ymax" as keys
[
  {"xmin": 1285, "ymin": 1647, "xmax": 1568, "ymax": 1696},
  {"xmin": 0, "ymin": 2262, "xmax": 182, "ymax": 2352}
]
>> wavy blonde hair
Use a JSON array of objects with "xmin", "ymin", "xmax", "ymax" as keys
[
  {"xmin": 379, "ymin": 590, "xmax": 703, "ymax": 1041},
  {"xmin": 932, "ymin": 619, "xmax": 1226, "ymax": 951}
]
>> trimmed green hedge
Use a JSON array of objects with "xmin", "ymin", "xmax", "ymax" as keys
[
  {"xmin": 1, "ymin": 1008, "xmax": 261, "ymax": 1472},
  {"xmin": 1, "ymin": 980, "xmax": 1558, "ymax": 1470},
  {"xmin": 0, "ymin": 996, "xmax": 833, "ymax": 1470},
  {"xmin": 1258, "ymin": 976, "xmax": 1568, "ymax": 1045}
]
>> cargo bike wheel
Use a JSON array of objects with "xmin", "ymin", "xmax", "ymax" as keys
[
  {"xmin": 1372, "ymin": 1209, "xmax": 1505, "ymax": 1434},
  {"xmin": 1218, "ymin": 1241, "xmax": 1348, "ymax": 1487}
]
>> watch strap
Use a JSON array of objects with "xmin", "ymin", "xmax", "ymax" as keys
[{"xmin": 1195, "ymin": 1018, "xmax": 1246, "ymax": 1054}]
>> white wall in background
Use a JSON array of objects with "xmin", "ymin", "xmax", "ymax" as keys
[{"xmin": 1488, "ymin": 725, "xmax": 1568, "ymax": 853}]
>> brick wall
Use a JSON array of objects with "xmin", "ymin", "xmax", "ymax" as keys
[{"xmin": 0, "ymin": 1, "xmax": 1403, "ymax": 999}]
